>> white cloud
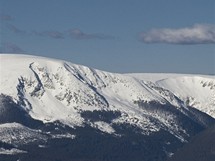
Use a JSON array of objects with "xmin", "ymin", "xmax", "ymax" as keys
[{"xmin": 139, "ymin": 24, "xmax": 215, "ymax": 44}]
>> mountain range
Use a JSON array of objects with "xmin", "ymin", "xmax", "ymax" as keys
[{"xmin": 0, "ymin": 54, "xmax": 214, "ymax": 161}]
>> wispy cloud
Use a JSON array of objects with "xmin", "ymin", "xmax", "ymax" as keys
[
  {"xmin": 4, "ymin": 22, "xmax": 114, "ymax": 41},
  {"xmin": 68, "ymin": 29, "xmax": 114, "ymax": 40},
  {"xmin": 33, "ymin": 30, "xmax": 65, "ymax": 39},
  {"xmin": 6, "ymin": 24, "xmax": 26, "ymax": 34},
  {"xmin": 139, "ymin": 24, "xmax": 215, "ymax": 44},
  {"xmin": 0, "ymin": 42, "xmax": 25, "ymax": 53},
  {"xmin": 0, "ymin": 13, "xmax": 13, "ymax": 21}
]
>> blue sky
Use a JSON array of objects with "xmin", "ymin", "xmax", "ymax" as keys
[{"xmin": 0, "ymin": 0, "xmax": 215, "ymax": 74}]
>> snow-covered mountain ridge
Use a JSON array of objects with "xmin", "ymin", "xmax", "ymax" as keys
[
  {"xmin": 0, "ymin": 54, "xmax": 214, "ymax": 161},
  {"xmin": 0, "ymin": 54, "xmax": 214, "ymax": 128},
  {"xmin": 128, "ymin": 73, "xmax": 215, "ymax": 118},
  {"xmin": 1, "ymin": 54, "xmax": 214, "ymax": 122}
]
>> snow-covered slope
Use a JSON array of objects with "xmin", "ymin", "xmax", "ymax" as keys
[
  {"xmin": 0, "ymin": 54, "xmax": 214, "ymax": 161},
  {"xmin": 0, "ymin": 54, "xmax": 214, "ymax": 134},
  {"xmin": 0, "ymin": 123, "xmax": 47, "ymax": 145},
  {"xmin": 0, "ymin": 55, "xmax": 167, "ymax": 127},
  {"xmin": 129, "ymin": 73, "xmax": 215, "ymax": 118}
]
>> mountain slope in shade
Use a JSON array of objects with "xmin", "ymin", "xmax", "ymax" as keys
[
  {"xmin": 169, "ymin": 124, "xmax": 215, "ymax": 161},
  {"xmin": 0, "ymin": 54, "xmax": 214, "ymax": 161}
]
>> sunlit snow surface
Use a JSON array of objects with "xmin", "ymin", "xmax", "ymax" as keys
[
  {"xmin": 0, "ymin": 123, "xmax": 47, "ymax": 145},
  {"xmin": 0, "ymin": 54, "xmax": 214, "ymax": 136},
  {"xmin": 0, "ymin": 148, "xmax": 27, "ymax": 155},
  {"xmin": 128, "ymin": 73, "xmax": 215, "ymax": 118}
]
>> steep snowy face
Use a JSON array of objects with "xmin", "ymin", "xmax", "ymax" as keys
[
  {"xmin": 0, "ymin": 54, "xmax": 214, "ymax": 137},
  {"xmin": 0, "ymin": 54, "xmax": 215, "ymax": 161},
  {"xmin": 0, "ymin": 54, "xmax": 168, "ymax": 127}
]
